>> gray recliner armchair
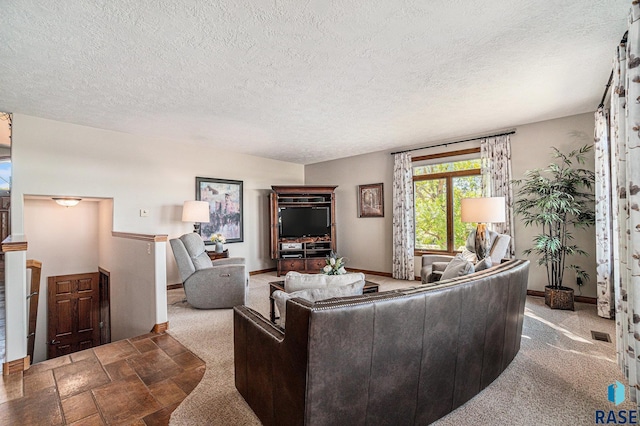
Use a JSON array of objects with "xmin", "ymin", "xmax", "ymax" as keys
[
  {"xmin": 421, "ymin": 230, "xmax": 511, "ymax": 284},
  {"xmin": 170, "ymin": 233, "xmax": 247, "ymax": 309}
]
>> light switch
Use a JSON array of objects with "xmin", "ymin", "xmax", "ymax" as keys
[{"xmin": 140, "ymin": 209, "xmax": 149, "ymax": 217}]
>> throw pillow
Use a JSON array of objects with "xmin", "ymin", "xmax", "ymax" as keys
[
  {"xmin": 440, "ymin": 254, "xmax": 475, "ymax": 281},
  {"xmin": 284, "ymin": 271, "xmax": 365, "ymax": 292},
  {"xmin": 274, "ymin": 280, "xmax": 365, "ymax": 327},
  {"xmin": 428, "ymin": 261, "xmax": 449, "ymax": 283},
  {"xmin": 460, "ymin": 248, "xmax": 477, "ymax": 263},
  {"xmin": 474, "ymin": 256, "xmax": 493, "ymax": 272}
]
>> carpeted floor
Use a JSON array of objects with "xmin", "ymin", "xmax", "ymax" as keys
[{"xmin": 167, "ymin": 272, "xmax": 634, "ymax": 425}]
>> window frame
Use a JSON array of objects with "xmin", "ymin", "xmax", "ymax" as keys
[{"xmin": 413, "ymin": 148, "xmax": 481, "ymax": 256}]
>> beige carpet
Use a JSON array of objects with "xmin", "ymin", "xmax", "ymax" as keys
[{"xmin": 168, "ymin": 272, "xmax": 634, "ymax": 425}]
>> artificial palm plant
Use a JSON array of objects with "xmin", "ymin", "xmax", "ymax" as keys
[{"xmin": 513, "ymin": 145, "xmax": 595, "ymax": 291}]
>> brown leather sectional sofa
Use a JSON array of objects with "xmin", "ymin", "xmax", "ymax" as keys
[{"xmin": 234, "ymin": 259, "xmax": 530, "ymax": 425}]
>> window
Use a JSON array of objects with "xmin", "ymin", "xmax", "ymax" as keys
[
  {"xmin": 413, "ymin": 151, "xmax": 481, "ymax": 254},
  {"xmin": 0, "ymin": 157, "xmax": 10, "ymax": 197}
]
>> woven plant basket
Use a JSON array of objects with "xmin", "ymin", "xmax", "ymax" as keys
[{"xmin": 544, "ymin": 286, "xmax": 574, "ymax": 311}]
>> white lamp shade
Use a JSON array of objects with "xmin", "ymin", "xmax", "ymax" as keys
[
  {"xmin": 182, "ymin": 200, "xmax": 210, "ymax": 223},
  {"xmin": 461, "ymin": 197, "xmax": 505, "ymax": 223}
]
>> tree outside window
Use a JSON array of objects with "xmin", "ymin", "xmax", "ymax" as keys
[{"xmin": 414, "ymin": 158, "xmax": 481, "ymax": 253}]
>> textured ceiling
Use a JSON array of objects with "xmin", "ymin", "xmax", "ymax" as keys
[{"xmin": 0, "ymin": 1, "xmax": 629, "ymax": 164}]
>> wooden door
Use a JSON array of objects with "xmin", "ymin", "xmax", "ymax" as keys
[{"xmin": 47, "ymin": 272, "xmax": 100, "ymax": 359}]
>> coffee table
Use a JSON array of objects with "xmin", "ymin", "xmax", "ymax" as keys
[{"xmin": 268, "ymin": 280, "xmax": 380, "ymax": 323}]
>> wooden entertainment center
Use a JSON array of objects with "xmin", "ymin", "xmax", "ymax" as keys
[{"xmin": 270, "ymin": 185, "xmax": 337, "ymax": 276}]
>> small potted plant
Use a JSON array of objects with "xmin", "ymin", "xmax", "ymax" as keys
[
  {"xmin": 323, "ymin": 251, "xmax": 347, "ymax": 275},
  {"xmin": 512, "ymin": 144, "xmax": 595, "ymax": 310}
]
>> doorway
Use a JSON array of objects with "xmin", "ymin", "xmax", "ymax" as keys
[{"xmin": 24, "ymin": 197, "xmax": 113, "ymax": 363}]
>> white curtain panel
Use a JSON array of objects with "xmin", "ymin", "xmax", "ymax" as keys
[
  {"xmin": 392, "ymin": 152, "xmax": 415, "ymax": 280},
  {"xmin": 611, "ymin": 40, "xmax": 627, "ymax": 387},
  {"xmin": 612, "ymin": 2, "xmax": 640, "ymax": 404},
  {"xmin": 480, "ymin": 135, "xmax": 515, "ymax": 257},
  {"xmin": 594, "ymin": 108, "xmax": 615, "ymax": 319}
]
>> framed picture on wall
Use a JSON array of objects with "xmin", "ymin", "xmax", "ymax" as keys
[
  {"xmin": 358, "ymin": 183, "xmax": 384, "ymax": 218},
  {"xmin": 195, "ymin": 177, "xmax": 244, "ymax": 243}
]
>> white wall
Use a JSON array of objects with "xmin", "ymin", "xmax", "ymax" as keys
[
  {"xmin": 100, "ymin": 235, "xmax": 158, "ymax": 341},
  {"xmin": 24, "ymin": 198, "xmax": 100, "ymax": 363},
  {"xmin": 305, "ymin": 112, "xmax": 597, "ymax": 297},
  {"xmin": 11, "ymin": 114, "xmax": 305, "ymax": 282},
  {"xmin": 510, "ymin": 112, "xmax": 596, "ymax": 296}
]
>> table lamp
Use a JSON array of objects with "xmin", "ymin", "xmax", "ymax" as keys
[
  {"xmin": 182, "ymin": 200, "xmax": 210, "ymax": 233},
  {"xmin": 461, "ymin": 197, "xmax": 505, "ymax": 260}
]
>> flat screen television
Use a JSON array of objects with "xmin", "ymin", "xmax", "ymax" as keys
[{"xmin": 279, "ymin": 207, "xmax": 330, "ymax": 238}]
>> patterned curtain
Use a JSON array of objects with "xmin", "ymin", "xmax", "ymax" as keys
[
  {"xmin": 480, "ymin": 135, "xmax": 515, "ymax": 257},
  {"xmin": 594, "ymin": 108, "xmax": 614, "ymax": 319},
  {"xmin": 392, "ymin": 152, "xmax": 415, "ymax": 280},
  {"xmin": 612, "ymin": 2, "xmax": 640, "ymax": 404},
  {"xmin": 611, "ymin": 38, "xmax": 627, "ymax": 392}
]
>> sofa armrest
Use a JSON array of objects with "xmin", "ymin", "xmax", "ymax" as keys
[
  {"xmin": 184, "ymin": 264, "xmax": 247, "ymax": 308},
  {"xmin": 187, "ymin": 264, "xmax": 245, "ymax": 284},
  {"xmin": 211, "ymin": 256, "xmax": 245, "ymax": 266},
  {"xmin": 234, "ymin": 305, "xmax": 284, "ymax": 342},
  {"xmin": 234, "ymin": 303, "xmax": 309, "ymax": 425},
  {"xmin": 421, "ymin": 254, "xmax": 454, "ymax": 267},
  {"xmin": 431, "ymin": 261, "xmax": 449, "ymax": 272},
  {"xmin": 420, "ymin": 255, "xmax": 454, "ymax": 284}
]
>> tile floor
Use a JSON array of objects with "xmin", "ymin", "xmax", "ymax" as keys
[{"xmin": 0, "ymin": 333, "xmax": 205, "ymax": 425}]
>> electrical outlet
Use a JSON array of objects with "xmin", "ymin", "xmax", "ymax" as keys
[
  {"xmin": 140, "ymin": 209, "xmax": 149, "ymax": 217},
  {"xmin": 147, "ymin": 243, "xmax": 151, "ymax": 254}
]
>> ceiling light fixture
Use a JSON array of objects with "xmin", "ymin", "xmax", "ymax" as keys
[{"xmin": 53, "ymin": 197, "xmax": 82, "ymax": 207}]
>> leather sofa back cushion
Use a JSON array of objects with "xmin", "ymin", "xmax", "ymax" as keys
[
  {"xmin": 440, "ymin": 254, "xmax": 475, "ymax": 281},
  {"xmin": 274, "ymin": 280, "xmax": 365, "ymax": 327},
  {"xmin": 284, "ymin": 271, "xmax": 366, "ymax": 292}
]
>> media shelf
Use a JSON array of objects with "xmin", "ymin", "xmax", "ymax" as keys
[{"xmin": 270, "ymin": 186, "xmax": 338, "ymax": 276}]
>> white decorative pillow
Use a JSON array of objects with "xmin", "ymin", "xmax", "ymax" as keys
[
  {"xmin": 274, "ymin": 280, "xmax": 365, "ymax": 327},
  {"xmin": 440, "ymin": 254, "xmax": 475, "ymax": 281},
  {"xmin": 284, "ymin": 271, "xmax": 365, "ymax": 292},
  {"xmin": 474, "ymin": 256, "xmax": 493, "ymax": 272},
  {"xmin": 460, "ymin": 248, "xmax": 477, "ymax": 263}
]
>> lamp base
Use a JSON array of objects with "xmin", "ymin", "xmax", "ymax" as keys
[
  {"xmin": 474, "ymin": 224, "xmax": 490, "ymax": 260},
  {"xmin": 193, "ymin": 223, "xmax": 201, "ymax": 233}
]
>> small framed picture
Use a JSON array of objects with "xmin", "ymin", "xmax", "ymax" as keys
[
  {"xmin": 358, "ymin": 183, "xmax": 384, "ymax": 218},
  {"xmin": 196, "ymin": 177, "xmax": 243, "ymax": 243}
]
